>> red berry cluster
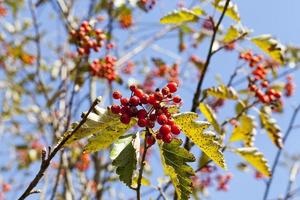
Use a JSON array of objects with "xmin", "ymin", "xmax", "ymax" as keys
[
  {"xmin": 75, "ymin": 153, "xmax": 90, "ymax": 171},
  {"xmin": 0, "ymin": 4, "xmax": 7, "ymax": 17},
  {"xmin": 285, "ymin": 75, "xmax": 295, "ymax": 97},
  {"xmin": 239, "ymin": 50, "xmax": 282, "ymax": 104},
  {"xmin": 70, "ymin": 21, "xmax": 106, "ymax": 56},
  {"xmin": 90, "ymin": 55, "xmax": 117, "ymax": 82},
  {"xmin": 110, "ymin": 82, "xmax": 182, "ymax": 144}
]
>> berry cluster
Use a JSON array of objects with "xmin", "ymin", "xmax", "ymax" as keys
[
  {"xmin": 70, "ymin": 21, "xmax": 106, "ymax": 56},
  {"xmin": 75, "ymin": 153, "xmax": 90, "ymax": 171},
  {"xmin": 110, "ymin": 82, "xmax": 182, "ymax": 144},
  {"xmin": 285, "ymin": 75, "xmax": 295, "ymax": 97},
  {"xmin": 239, "ymin": 51, "xmax": 282, "ymax": 104},
  {"xmin": 0, "ymin": 3, "xmax": 7, "ymax": 17},
  {"xmin": 90, "ymin": 55, "xmax": 117, "ymax": 82}
]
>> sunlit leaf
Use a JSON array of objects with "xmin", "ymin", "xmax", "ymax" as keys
[
  {"xmin": 235, "ymin": 147, "xmax": 271, "ymax": 177},
  {"xmin": 110, "ymin": 134, "xmax": 139, "ymax": 187},
  {"xmin": 204, "ymin": 85, "xmax": 238, "ymax": 100},
  {"xmin": 199, "ymin": 103, "xmax": 222, "ymax": 134},
  {"xmin": 251, "ymin": 35, "xmax": 285, "ymax": 64},
  {"xmin": 160, "ymin": 8, "xmax": 200, "ymax": 24},
  {"xmin": 229, "ymin": 115, "xmax": 256, "ymax": 147},
  {"xmin": 213, "ymin": 0, "xmax": 240, "ymax": 22},
  {"xmin": 223, "ymin": 25, "xmax": 249, "ymax": 43},
  {"xmin": 173, "ymin": 112, "xmax": 226, "ymax": 169},
  {"xmin": 159, "ymin": 139, "xmax": 195, "ymax": 200},
  {"xmin": 260, "ymin": 107, "xmax": 283, "ymax": 149}
]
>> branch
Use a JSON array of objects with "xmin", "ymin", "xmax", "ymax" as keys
[
  {"xmin": 263, "ymin": 104, "xmax": 300, "ymax": 200},
  {"xmin": 17, "ymin": 97, "xmax": 101, "ymax": 200}
]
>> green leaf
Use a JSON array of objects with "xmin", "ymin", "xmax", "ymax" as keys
[
  {"xmin": 199, "ymin": 103, "xmax": 222, "ymax": 134},
  {"xmin": 229, "ymin": 115, "xmax": 256, "ymax": 147},
  {"xmin": 213, "ymin": 0, "xmax": 240, "ymax": 22},
  {"xmin": 251, "ymin": 35, "xmax": 285, "ymax": 64},
  {"xmin": 159, "ymin": 139, "xmax": 195, "ymax": 200},
  {"xmin": 204, "ymin": 85, "xmax": 238, "ymax": 100},
  {"xmin": 260, "ymin": 107, "xmax": 283, "ymax": 149},
  {"xmin": 223, "ymin": 25, "xmax": 249, "ymax": 43},
  {"xmin": 160, "ymin": 8, "xmax": 200, "ymax": 24},
  {"xmin": 110, "ymin": 134, "xmax": 139, "ymax": 187},
  {"xmin": 63, "ymin": 106, "xmax": 136, "ymax": 152},
  {"xmin": 173, "ymin": 112, "xmax": 226, "ymax": 169},
  {"xmin": 235, "ymin": 147, "xmax": 271, "ymax": 177}
]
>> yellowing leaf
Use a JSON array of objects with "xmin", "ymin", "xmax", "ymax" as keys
[
  {"xmin": 199, "ymin": 103, "xmax": 222, "ymax": 134},
  {"xmin": 63, "ymin": 106, "xmax": 136, "ymax": 152},
  {"xmin": 223, "ymin": 25, "xmax": 249, "ymax": 43},
  {"xmin": 229, "ymin": 115, "xmax": 256, "ymax": 147},
  {"xmin": 173, "ymin": 112, "xmax": 226, "ymax": 169},
  {"xmin": 191, "ymin": 7, "xmax": 206, "ymax": 16},
  {"xmin": 159, "ymin": 139, "xmax": 195, "ymax": 200},
  {"xmin": 213, "ymin": 0, "xmax": 240, "ymax": 22},
  {"xmin": 110, "ymin": 134, "xmax": 139, "ymax": 187},
  {"xmin": 235, "ymin": 147, "xmax": 271, "ymax": 177},
  {"xmin": 260, "ymin": 107, "xmax": 283, "ymax": 149},
  {"xmin": 251, "ymin": 35, "xmax": 285, "ymax": 64},
  {"xmin": 160, "ymin": 8, "xmax": 200, "ymax": 24},
  {"xmin": 205, "ymin": 85, "xmax": 238, "ymax": 100}
]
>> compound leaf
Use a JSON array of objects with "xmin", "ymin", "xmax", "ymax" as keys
[{"xmin": 159, "ymin": 139, "xmax": 195, "ymax": 200}]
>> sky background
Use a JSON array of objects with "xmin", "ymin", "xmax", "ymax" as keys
[{"xmin": 1, "ymin": 0, "xmax": 300, "ymax": 199}]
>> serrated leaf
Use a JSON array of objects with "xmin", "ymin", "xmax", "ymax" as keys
[
  {"xmin": 204, "ymin": 85, "xmax": 238, "ymax": 100},
  {"xmin": 110, "ymin": 134, "xmax": 138, "ymax": 187},
  {"xmin": 223, "ymin": 25, "xmax": 248, "ymax": 43},
  {"xmin": 213, "ymin": 0, "xmax": 240, "ymax": 22},
  {"xmin": 251, "ymin": 35, "xmax": 285, "ymax": 64},
  {"xmin": 160, "ymin": 8, "xmax": 200, "ymax": 24},
  {"xmin": 260, "ymin": 107, "xmax": 283, "ymax": 149},
  {"xmin": 199, "ymin": 103, "xmax": 222, "ymax": 134},
  {"xmin": 235, "ymin": 147, "xmax": 271, "ymax": 177},
  {"xmin": 173, "ymin": 112, "xmax": 226, "ymax": 169},
  {"xmin": 229, "ymin": 115, "xmax": 256, "ymax": 147},
  {"xmin": 63, "ymin": 106, "xmax": 136, "ymax": 152},
  {"xmin": 159, "ymin": 139, "xmax": 195, "ymax": 200}
]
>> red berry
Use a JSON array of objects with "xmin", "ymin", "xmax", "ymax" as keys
[
  {"xmin": 171, "ymin": 124, "xmax": 181, "ymax": 135},
  {"xmin": 162, "ymin": 87, "xmax": 170, "ymax": 95},
  {"xmin": 146, "ymin": 135, "xmax": 156, "ymax": 146},
  {"xmin": 120, "ymin": 106, "xmax": 130, "ymax": 114},
  {"xmin": 138, "ymin": 118, "xmax": 147, "ymax": 127},
  {"xmin": 159, "ymin": 124, "xmax": 171, "ymax": 135},
  {"xmin": 120, "ymin": 98, "xmax": 129, "ymax": 106},
  {"xmin": 134, "ymin": 89, "xmax": 144, "ymax": 98},
  {"xmin": 157, "ymin": 114, "xmax": 168, "ymax": 125},
  {"xmin": 129, "ymin": 96, "xmax": 140, "ymax": 106},
  {"xmin": 167, "ymin": 82, "xmax": 178, "ymax": 93},
  {"xmin": 173, "ymin": 96, "xmax": 181, "ymax": 103},
  {"xmin": 148, "ymin": 94, "xmax": 157, "ymax": 105},
  {"xmin": 111, "ymin": 104, "xmax": 120, "ymax": 114},
  {"xmin": 149, "ymin": 113, "xmax": 157, "ymax": 121},
  {"xmin": 156, "ymin": 133, "xmax": 163, "ymax": 140},
  {"xmin": 112, "ymin": 91, "xmax": 122, "ymax": 99},
  {"xmin": 274, "ymin": 91, "xmax": 282, "ymax": 99},
  {"xmin": 147, "ymin": 120, "xmax": 155, "ymax": 128},
  {"xmin": 162, "ymin": 133, "xmax": 172, "ymax": 143},
  {"xmin": 129, "ymin": 84, "xmax": 137, "ymax": 92},
  {"xmin": 154, "ymin": 92, "xmax": 163, "ymax": 101},
  {"xmin": 261, "ymin": 81, "xmax": 269, "ymax": 88},
  {"xmin": 167, "ymin": 118, "xmax": 175, "ymax": 126},
  {"xmin": 137, "ymin": 109, "xmax": 147, "ymax": 119},
  {"xmin": 140, "ymin": 94, "xmax": 149, "ymax": 104},
  {"xmin": 120, "ymin": 114, "xmax": 131, "ymax": 124}
]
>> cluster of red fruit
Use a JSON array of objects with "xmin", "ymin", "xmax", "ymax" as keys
[
  {"xmin": 90, "ymin": 55, "xmax": 117, "ymax": 82},
  {"xmin": 239, "ymin": 51, "xmax": 282, "ymax": 104},
  {"xmin": 110, "ymin": 82, "xmax": 182, "ymax": 144},
  {"xmin": 75, "ymin": 153, "xmax": 90, "ymax": 171},
  {"xmin": 70, "ymin": 21, "xmax": 106, "ymax": 56},
  {"xmin": 0, "ymin": 3, "xmax": 7, "ymax": 17},
  {"xmin": 285, "ymin": 75, "xmax": 295, "ymax": 97}
]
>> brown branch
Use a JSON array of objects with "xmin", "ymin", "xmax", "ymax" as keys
[{"xmin": 17, "ymin": 97, "xmax": 101, "ymax": 200}]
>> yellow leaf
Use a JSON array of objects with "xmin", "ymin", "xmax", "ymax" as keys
[
  {"xmin": 229, "ymin": 115, "xmax": 256, "ymax": 147},
  {"xmin": 205, "ymin": 85, "xmax": 238, "ymax": 100},
  {"xmin": 235, "ymin": 147, "xmax": 271, "ymax": 177},
  {"xmin": 260, "ymin": 107, "xmax": 283, "ymax": 149},
  {"xmin": 223, "ymin": 25, "xmax": 249, "ymax": 43},
  {"xmin": 213, "ymin": 0, "xmax": 240, "ymax": 22},
  {"xmin": 173, "ymin": 112, "xmax": 226, "ymax": 169},
  {"xmin": 251, "ymin": 35, "xmax": 285, "ymax": 64},
  {"xmin": 160, "ymin": 8, "xmax": 200, "ymax": 24},
  {"xmin": 199, "ymin": 103, "xmax": 222, "ymax": 134}
]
